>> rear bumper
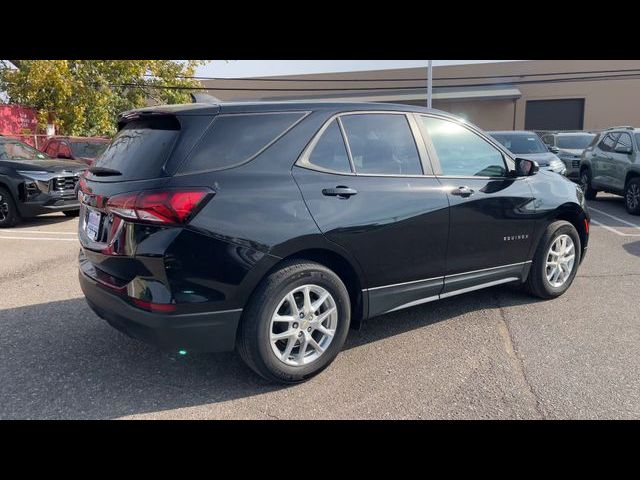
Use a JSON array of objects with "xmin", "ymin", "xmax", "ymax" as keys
[{"xmin": 79, "ymin": 268, "xmax": 242, "ymax": 353}]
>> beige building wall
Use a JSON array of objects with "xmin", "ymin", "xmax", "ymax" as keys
[{"xmin": 201, "ymin": 60, "xmax": 640, "ymax": 131}]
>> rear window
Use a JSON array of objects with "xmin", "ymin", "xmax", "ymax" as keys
[
  {"xmin": 92, "ymin": 116, "xmax": 180, "ymax": 181},
  {"xmin": 71, "ymin": 141, "xmax": 109, "ymax": 159},
  {"xmin": 178, "ymin": 112, "xmax": 305, "ymax": 174}
]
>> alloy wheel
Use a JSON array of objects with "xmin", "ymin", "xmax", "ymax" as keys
[
  {"xmin": 545, "ymin": 234, "xmax": 576, "ymax": 288},
  {"xmin": 580, "ymin": 172, "xmax": 590, "ymax": 193},
  {"xmin": 626, "ymin": 183, "xmax": 640, "ymax": 210},
  {"xmin": 269, "ymin": 284, "xmax": 338, "ymax": 366}
]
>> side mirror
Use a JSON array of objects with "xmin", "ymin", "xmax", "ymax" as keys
[
  {"xmin": 514, "ymin": 158, "xmax": 539, "ymax": 177},
  {"xmin": 615, "ymin": 145, "xmax": 633, "ymax": 155},
  {"xmin": 548, "ymin": 146, "xmax": 560, "ymax": 154}
]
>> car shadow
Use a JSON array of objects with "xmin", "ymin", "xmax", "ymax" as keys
[
  {"xmin": 17, "ymin": 213, "xmax": 76, "ymax": 228},
  {"xmin": 0, "ymin": 285, "xmax": 542, "ymax": 419},
  {"xmin": 622, "ymin": 240, "xmax": 640, "ymax": 258}
]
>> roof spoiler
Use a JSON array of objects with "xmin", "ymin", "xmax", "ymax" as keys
[{"xmin": 190, "ymin": 92, "xmax": 221, "ymax": 104}]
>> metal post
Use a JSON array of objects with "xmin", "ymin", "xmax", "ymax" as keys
[{"xmin": 427, "ymin": 60, "xmax": 433, "ymax": 109}]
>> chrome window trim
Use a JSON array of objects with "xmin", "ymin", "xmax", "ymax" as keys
[{"xmin": 296, "ymin": 110, "xmax": 435, "ymax": 178}]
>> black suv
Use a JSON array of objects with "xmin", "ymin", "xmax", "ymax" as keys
[
  {"xmin": 78, "ymin": 102, "xmax": 590, "ymax": 383},
  {"xmin": 0, "ymin": 136, "xmax": 86, "ymax": 227}
]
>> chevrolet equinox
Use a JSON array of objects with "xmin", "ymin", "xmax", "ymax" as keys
[{"xmin": 78, "ymin": 102, "xmax": 590, "ymax": 383}]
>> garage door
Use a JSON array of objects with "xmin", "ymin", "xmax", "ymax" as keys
[{"xmin": 524, "ymin": 99, "xmax": 585, "ymax": 131}]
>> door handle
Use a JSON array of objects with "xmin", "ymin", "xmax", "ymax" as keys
[
  {"xmin": 322, "ymin": 186, "xmax": 358, "ymax": 199},
  {"xmin": 450, "ymin": 186, "xmax": 475, "ymax": 197}
]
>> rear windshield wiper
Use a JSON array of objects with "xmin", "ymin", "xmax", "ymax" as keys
[{"xmin": 88, "ymin": 167, "xmax": 122, "ymax": 176}]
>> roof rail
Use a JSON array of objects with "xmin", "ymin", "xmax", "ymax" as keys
[{"xmin": 604, "ymin": 126, "xmax": 635, "ymax": 130}]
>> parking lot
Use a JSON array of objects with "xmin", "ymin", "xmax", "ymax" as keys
[{"xmin": 0, "ymin": 193, "xmax": 639, "ymax": 419}]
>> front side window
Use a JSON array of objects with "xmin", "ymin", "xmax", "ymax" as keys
[
  {"xmin": 421, "ymin": 116, "xmax": 507, "ymax": 177},
  {"xmin": 45, "ymin": 141, "xmax": 58, "ymax": 157},
  {"xmin": 339, "ymin": 114, "xmax": 422, "ymax": 175},
  {"xmin": 598, "ymin": 133, "xmax": 619, "ymax": 153},
  {"xmin": 305, "ymin": 120, "xmax": 351, "ymax": 173},
  {"xmin": 58, "ymin": 143, "xmax": 72, "ymax": 158},
  {"xmin": 542, "ymin": 135, "xmax": 555, "ymax": 146}
]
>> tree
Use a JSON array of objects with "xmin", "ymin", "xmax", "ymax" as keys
[{"xmin": 0, "ymin": 60, "xmax": 208, "ymax": 136}]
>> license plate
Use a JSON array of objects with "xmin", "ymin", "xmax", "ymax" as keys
[{"xmin": 86, "ymin": 210, "xmax": 101, "ymax": 241}]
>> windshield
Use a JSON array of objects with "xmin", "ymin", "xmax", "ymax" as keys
[
  {"xmin": 556, "ymin": 134, "xmax": 595, "ymax": 150},
  {"xmin": 490, "ymin": 133, "xmax": 548, "ymax": 154},
  {"xmin": 70, "ymin": 141, "xmax": 109, "ymax": 158},
  {"xmin": 0, "ymin": 140, "xmax": 50, "ymax": 160}
]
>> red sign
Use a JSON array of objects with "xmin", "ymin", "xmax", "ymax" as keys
[
  {"xmin": 0, "ymin": 105, "xmax": 40, "ymax": 146},
  {"xmin": 0, "ymin": 105, "xmax": 38, "ymax": 135}
]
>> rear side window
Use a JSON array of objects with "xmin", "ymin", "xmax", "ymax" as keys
[
  {"xmin": 179, "ymin": 112, "xmax": 305, "ymax": 174},
  {"xmin": 305, "ymin": 120, "xmax": 352, "ymax": 173},
  {"xmin": 340, "ymin": 114, "xmax": 422, "ymax": 175},
  {"xmin": 598, "ymin": 133, "xmax": 619, "ymax": 153},
  {"xmin": 93, "ymin": 116, "xmax": 180, "ymax": 181}
]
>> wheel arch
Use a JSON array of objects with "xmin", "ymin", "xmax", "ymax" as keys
[
  {"xmin": 624, "ymin": 169, "xmax": 640, "ymax": 188},
  {"xmin": 262, "ymin": 245, "xmax": 367, "ymax": 329},
  {"xmin": 553, "ymin": 204, "xmax": 589, "ymax": 260}
]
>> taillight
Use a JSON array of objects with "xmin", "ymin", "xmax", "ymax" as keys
[{"xmin": 106, "ymin": 188, "xmax": 212, "ymax": 225}]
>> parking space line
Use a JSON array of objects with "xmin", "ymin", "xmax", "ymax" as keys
[
  {"xmin": 0, "ymin": 236, "xmax": 77, "ymax": 242},
  {"xmin": 589, "ymin": 207, "xmax": 640, "ymax": 229},
  {"xmin": 9, "ymin": 230, "xmax": 77, "ymax": 235},
  {"xmin": 589, "ymin": 219, "xmax": 640, "ymax": 237}
]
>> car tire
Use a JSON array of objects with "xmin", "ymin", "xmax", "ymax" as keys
[
  {"xmin": 580, "ymin": 169, "xmax": 598, "ymax": 200},
  {"xmin": 0, "ymin": 187, "xmax": 20, "ymax": 228},
  {"xmin": 525, "ymin": 220, "xmax": 581, "ymax": 299},
  {"xmin": 237, "ymin": 259, "xmax": 351, "ymax": 384},
  {"xmin": 63, "ymin": 210, "xmax": 80, "ymax": 217},
  {"xmin": 624, "ymin": 177, "xmax": 640, "ymax": 215}
]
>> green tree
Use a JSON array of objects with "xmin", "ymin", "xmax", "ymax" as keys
[{"xmin": 0, "ymin": 60, "xmax": 208, "ymax": 136}]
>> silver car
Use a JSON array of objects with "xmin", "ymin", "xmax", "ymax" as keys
[{"xmin": 488, "ymin": 131, "xmax": 566, "ymax": 175}]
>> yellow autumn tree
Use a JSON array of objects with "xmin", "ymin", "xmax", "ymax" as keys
[{"xmin": 0, "ymin": 60, "xmax": 208, "ymax": 136}]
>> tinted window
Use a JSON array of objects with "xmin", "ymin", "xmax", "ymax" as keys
[
  {"xmin": 556, "ymin": 134, "xmax": 595, "ymax": 150},
  {"xmin": 71, "ymin": 141, "xmax": 109, "ymax": 158},
  {"xmin": 598, "ymin": 133, "xmax": 619, "ymax": 153},
  {"xmin": 340, "ymin": 114, "xmax": 422, "ymax": 175},
  {"xmin": 306, "ymin": 120, "xmax": 351, "ymax": 173},
  {"xmin": 616, "ymin": 133, "xmax": 633, "ymax": 152},
  {"xmin": 92, "ymin": 116, "xmax": 180, "ymax": 181},
  {"xmin": 180, "ymin": 112, "xmax": 304, "ymax": 174},
  {"xmin": 422, "ymin": 117, "xmax": 506, "ymax": 177},
  {"xmin": 490, "ymin": 133, "xmax": 548, "ymax": 154}
]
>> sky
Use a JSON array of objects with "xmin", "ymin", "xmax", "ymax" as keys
[{"xmin": 195, "ymin": 60, "xmax": 519, "ymax": 78}]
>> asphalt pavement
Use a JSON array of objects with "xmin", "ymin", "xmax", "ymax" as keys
[{"xmin": 0, "ymin": 193, "xmax": 638, "ymax": 419}]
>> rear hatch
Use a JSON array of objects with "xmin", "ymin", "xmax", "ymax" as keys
[{"xmin": 78, "ymin": 109, "xmax": 218, "ymax": 298}]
